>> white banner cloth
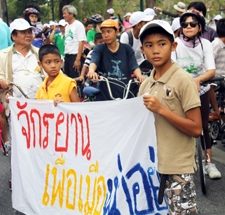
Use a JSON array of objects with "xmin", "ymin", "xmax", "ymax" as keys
[{"xmin": 10, "ymin": 97, "xmax": 168, "ymax": 215}]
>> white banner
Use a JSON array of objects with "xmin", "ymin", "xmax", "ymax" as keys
[{"xmin": 10, "ymin": 97, "xmax": 168, "ymax": 215}]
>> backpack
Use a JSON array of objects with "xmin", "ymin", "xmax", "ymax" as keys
[{"xmin": 127, "ymin": 31, "xmax": 133, "ymax": 47}]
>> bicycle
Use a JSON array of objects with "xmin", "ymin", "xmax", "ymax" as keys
[
  {"xmin": 83, "ymin": 76, "xmax": 139, "ymax": 101},
  {"xmin": 195, "ymin": 76, "xmax": 225, "ymax": 194},
  {"xmin": 0, "ymin": 83, "xmax": 29, "ymax": 155},
  {"xmin": 207, "ymin": 76, "xmax": 225, "ymax": 144}
]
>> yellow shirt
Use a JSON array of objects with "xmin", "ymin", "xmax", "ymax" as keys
[{"xmin": 35, "ymin": 71, "xmax": 76, "ymax": 102}]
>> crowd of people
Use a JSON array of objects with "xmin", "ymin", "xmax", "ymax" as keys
[{"xmin": 0, "ymin": 1, "xmax": 225, "ymax": 214}]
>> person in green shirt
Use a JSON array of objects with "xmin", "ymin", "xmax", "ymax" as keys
[
  {"xmin": 86, "ymin": 14, "xmax": 104, "ymax": 48},
  {"xmin": 49, "ymin": 19, "xmax": 67, "ymax": 58}
]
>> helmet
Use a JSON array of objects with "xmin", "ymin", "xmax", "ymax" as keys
[
  {"xmin": 23, "ymin": 7, "xmax": 40, "ymax": 16},
  {"xmin": 180, "ymin": 10, "xmax": 205, "ymax": 32},
  {"xmin": 89, "ymin": 14, "xmax": 104, "ymax": 24},
  {"xmin": 100, "ymin": 19, "xmax": 118, "ymax": 30}
]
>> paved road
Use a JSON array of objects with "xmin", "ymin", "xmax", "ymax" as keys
[{"xmin": 1, "ymin": 144, "xmax": 225, "ymax": 215}]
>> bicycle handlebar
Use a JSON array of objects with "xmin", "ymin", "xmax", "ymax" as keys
[
  {"xmin": 202, "ymin": 75, "xmax": 225, "ymax": 85},
  {"xmin": 83, "ymin": 76, "xmax": 139, "ymax": 100},
  {"xmin": 8, "ymin": 82, "xmax": 29, "ymax": 99},
  {"xmin": 99, "ymin": 76, "xmax": 139, "ymax": 100}
]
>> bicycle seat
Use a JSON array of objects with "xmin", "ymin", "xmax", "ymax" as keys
[{"xmin": 83, "ymin": 86, "xmax": 100, "ymax": 97}]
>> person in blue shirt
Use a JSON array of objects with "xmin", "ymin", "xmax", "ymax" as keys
[
  {"xmin": 0, "ymin": 18, "xmax": 12, "ymax": 50},
  {"xmin": 87, "ymin": 19, "xmax": 145, "ymax": 100}
]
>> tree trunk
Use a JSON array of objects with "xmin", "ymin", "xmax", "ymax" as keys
[
  {"xmin": 106, "ymin": 0, "xmax": 113, "ymax": 9},
  {"xmin": 145, "ymin": 0, "xmax": 155, "ymax": 8},
  {"xmin": 105, "ymin": 0, "xmax": 113, "ymax": 18},
  {"xmin": 0, "ymin": 0, "xmax": 8, "ymax": 24}
]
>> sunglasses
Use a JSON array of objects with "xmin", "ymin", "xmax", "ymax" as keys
[{"xmin": 181, "ymin": 21, "xmax": 198, "ymax": 28}]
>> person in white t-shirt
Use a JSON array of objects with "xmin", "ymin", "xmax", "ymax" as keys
[
  {"xmin": 120, "ymin": 11, "xmax": 154, "ymax": 75},
  {"xmin": 212, "ymin": 18, "xmax": 225, "ymax": 76},
  {"xmin": 62, "ymin": 5, "xmax": 87, "ymax": 78},
  {"xmin": 173, "ymin": 10, "xmax": 221, "ymax": 179}
]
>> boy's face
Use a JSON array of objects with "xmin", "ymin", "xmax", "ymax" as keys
[
  {"xmin": 95, "ymin": 38, "xmax": 104, "ymax": 45},
  {"xmin": 39, "ymin": 54, "xmax": 62, "ymax": 78},
  {"xmin": 101, "ymin": 27, "xmax": 117, "ymax": 44},
  {"xmin": 141, "ymin": 33, "xmax": 177, "ymax": 68}
]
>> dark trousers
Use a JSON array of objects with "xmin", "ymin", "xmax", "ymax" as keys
[
  {"xmin": 200, "ymin": 91, "xmax": 211, "ymax": 149},
  {"xmin": 64, "ymin": 54, "xmax": 80, "ymax": 78}
]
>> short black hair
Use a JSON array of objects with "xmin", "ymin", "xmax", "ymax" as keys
[
  {"xmin": 38, "ymin": 44, "xmax": 61, "ymax": 61},
  {"xmin": 140, "ymin": 26, "xmax": 174, "ymax": 44},
  {"xmin": 94, "ymin": 32, "xmax": 102, "ymax": 42},
  {"xmin": 187, "ymin": 2, "xmax": 207, "ymax": 17},
  {"xmin": 216, "ymin": 18, "xmax": 225, "ymax": 37}
]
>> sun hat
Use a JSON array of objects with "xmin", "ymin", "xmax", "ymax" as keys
[
  {"xmin": 171, "ymin": 17, "xmax": 181, "ymax": 32},
  {"xmin": 58, "ymin": 19, "xmax": 67, "ymax": 27},
  {"xmin": 144, "ymin": 8, "xmax": 156, "ymax": 17},
  {"xmin": 107, "ymin": 8, "xmax": 115, "ymax": 15},
  {"xmin": 129, "ymin": 11, "xmax": 154, "ymax": 27},
  {"xmin": 139, "ymin": 19, "xmax": 175, "ymax": 41},
  {"xmin": 10, "ymin": 18, "xmax": 33, "ymax": 34},
  {"xmin": 100, "ymin": 19, "xmax": 118, "ymax": 30},
  {"xmin": 173, "ymin": 2, "xmax": 186, "ymax": 13}
]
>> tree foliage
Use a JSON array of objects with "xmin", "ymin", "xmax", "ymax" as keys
[{"xmin": 5, "ymin": 0, "xmax": 225, "ymax": 24}]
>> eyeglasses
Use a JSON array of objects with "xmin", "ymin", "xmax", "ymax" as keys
[{"xmin": 181, "ymin": 21, "xmax": 198, "ymax": 28}]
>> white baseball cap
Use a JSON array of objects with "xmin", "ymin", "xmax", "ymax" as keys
[
  {"xmin": 213, "ymin": 14, "xmax": 222, "ymax": 21},
  {"xmin": 107, "ymin": 8, "xmax": 115, "ymax": 15},
  {"xmin": 49, "ymin": 20, "xmax": 57, "ymax": 26},
  {"xmin": 139, "ymin": 19, "xmax": 175, "ymax": 41},
  {"xmin": 10, "ymin": 18, "xmax": 33, "ymax": 34},
  {"xmin": 171, "ymin": 17, "xmax": 181, "ymax": 32},
  {"xmin": 144, "ymin": 8, "xmax": 156, "ymax": 17},
  {"xmin": 129, "ymin": 11, "xmax": 153, "ymax": 27},
  {"xmin": 58, "ymin": 19, "xmax": 67, "ymax": 27}
]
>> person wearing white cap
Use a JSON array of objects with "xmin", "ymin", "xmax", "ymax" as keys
[
  {"xmin": 106, "ymin": 8, "xmax": 117, "ymax": 20},
  {"xmin": 122, "ymin": 12, "xmax": 132, "ymax": 32},
  {"xmin": 120, "ymin": 11, "xmax": 153, "ymax": 75},
  {"xmin": 144, "ymin": 8, "xmax": 156, "ymax": 18},
  {"xmin": 209, "ymin": 14, "xmax": 223, "ymax": 31},
  {"xmin": 62, "ymin": 5, "xmax": 87, "ymax": 78},
  {"xmin": 49, "ymin": 19, "xmax": 68, "ymax": 58},
  {"xmin": 0, "ymin": 18, "xmax": 45, "ymax": 149},
  {"xmin": 0, "ymin": 18, "xmax": 43, "ymax": 98},
  {"xmin": 138, "ymin": 20, "xmax": 201, "ymax": 214},
  {"xmin": 171, "ymin": 17, "xmax": 181, "ymax": 37}
]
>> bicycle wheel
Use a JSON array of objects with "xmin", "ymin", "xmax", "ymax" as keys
[{"xmin": 196, "ymin": 136, "xmax": 207, "ymax": 195}]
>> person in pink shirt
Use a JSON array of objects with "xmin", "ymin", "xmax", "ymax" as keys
[{"xmin": 122, "ymin": 12, "xmax": 132, "ymax": 32}]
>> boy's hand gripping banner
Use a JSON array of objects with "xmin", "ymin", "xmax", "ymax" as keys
[{"xmin": 10, "ymin": 97, "xmax": 168, "ymax": 215}]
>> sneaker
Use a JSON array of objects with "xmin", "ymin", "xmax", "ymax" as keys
[{"xmin": 205, "ymin": 163, "xmax": 222, "ymax": 179}]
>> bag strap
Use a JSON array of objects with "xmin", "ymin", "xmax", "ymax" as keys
[{"xmin": 127, "ymin": 31, "xmax": 133, "ymax": 47}]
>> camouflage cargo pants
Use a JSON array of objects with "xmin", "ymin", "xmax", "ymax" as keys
[{"xmin": 164, "ymin": 173, "xmax": 198, "ymax": 215}]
